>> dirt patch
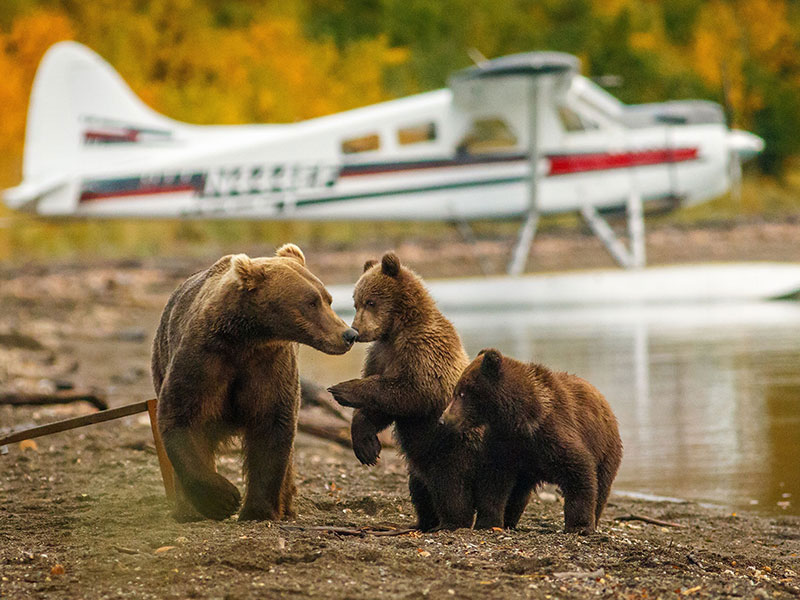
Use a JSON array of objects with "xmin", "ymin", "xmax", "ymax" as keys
[{"xmin": 1, "ymin": 420, "xmax": 798, "ymax": 600}]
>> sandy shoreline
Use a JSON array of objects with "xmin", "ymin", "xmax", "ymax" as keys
[{"xmin": 1, "ymin": 412, "xmax": 798, "ymax": 600}]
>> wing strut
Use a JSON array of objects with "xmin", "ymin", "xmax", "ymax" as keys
[
  {"xmin": 507, "ymin": 77, "xmax": 542, "ymax": 276},
  {"xmin": 580, "ymin": 190, "xmax": 646, "ymax": 269}
]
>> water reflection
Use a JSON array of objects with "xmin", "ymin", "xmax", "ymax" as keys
[{"xmin": 301, "ymin": 301, "xmax": 800, "ymax": 515}]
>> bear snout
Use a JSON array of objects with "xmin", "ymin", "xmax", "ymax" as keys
[
  {"xmin": 342, "ymin": 328, "xmax": 359, "ymax": 345},
  {"xmin": 439, "ymin": 399, "xmax": 462, "ymax": 427}
]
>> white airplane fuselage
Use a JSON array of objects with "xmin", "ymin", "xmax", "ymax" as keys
[{"xmin": 5, "ymin": 43, "xmax": 762, "ymax": 222}]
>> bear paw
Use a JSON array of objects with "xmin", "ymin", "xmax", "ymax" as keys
[
  {"xmin": 184, "ymin": 473, "xmax": 241, "ymax": 521},
  {"xmin": 327, "ymin": 380, "xmax": 364, "ymax": 409},
  {"xmin": 238, "ymin": 503, "xmax": 281, "ymax": 522},
  {"xmin": 352, "ymin": 430, "xmax": 382, "ymax": 466},
  {"xmin": 563, "ymin": 523, "xmax": 595, "ymax": 535}
]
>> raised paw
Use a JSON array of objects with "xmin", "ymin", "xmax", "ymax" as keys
[
  {"xmin": 352, "ymin": 430, "xmax": 382, "ymax": 466},
  {"xmin": 328, "ymin": 379, "xmax": 364, "ymax": 409},
  {"xmin": 183, "ymin": 473, "xmax": 241, "ymax": 521}
]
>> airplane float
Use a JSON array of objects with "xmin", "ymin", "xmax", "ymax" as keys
[{"xmin": 6, "ymin": 41, "xmax": 800, "ymax": 307}]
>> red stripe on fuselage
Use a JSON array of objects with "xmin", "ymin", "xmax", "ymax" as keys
[
  {"xmin": 338, "ymin": 147, "xmax": 699, "ymax": 178},
  {"xmin": 547, "ymin": 148, "xmax": 699, "ymax": 175},
  {"xmin": 79, "ymin": 184, "xmax": 197, "ymax": 202},
  {"xmin": 84, "ymin": 130, "xmax": 140, "ymax": 143}
]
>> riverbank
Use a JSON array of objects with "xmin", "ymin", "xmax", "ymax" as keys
[
  {"xmin": 1, "ymin": 218, "xmax": 800, "ymax": 598},
  {"xmin": 1, "ymin": 409, "xmax": 799, "ymax": 600}
]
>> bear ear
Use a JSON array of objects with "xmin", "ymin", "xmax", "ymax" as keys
[
  {"xmin": 231, "ymin": 253, "xmax": 258, "ymax": 291},
  {"xmin": 275, "ymin": 243, "xmax": 306, "ymax": 266},
  {"xmin": 363, "ymin": 259, "xmax": 378, "ymax": 273},
  {"xmin": 480, "ymin": 349, "xmax": 503, "ymax": 380},
  {"xmin": 380, "ymin": 252, "xmax": 401, "ymax": 277}
]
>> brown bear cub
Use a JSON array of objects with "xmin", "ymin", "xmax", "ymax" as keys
[
  {"xmin": 152, "ymin": 244, "xmax": 358, "ymax": 522},
  {"xmin": 328, "ymin": 252, "xmax": 485, "ymax": 531},
  {"xmin": 442, "ymin": 349, "xmax": 623, "ymax": 534}
]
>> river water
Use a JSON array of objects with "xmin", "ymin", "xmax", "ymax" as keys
[{"xmin": 300, "ymin": 301, "xmax": 800, "ymax": 516}]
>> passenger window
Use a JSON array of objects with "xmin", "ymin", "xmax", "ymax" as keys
[
  {"xmin": 397, "ymin": 122, "xmax": 437, "ymax": 145},
  {"xmin": 456, "ymin": 118, "xmax": 517, "ymax": 154},
  {"xmin": 342, "ymin": 133, "xmax": 380, "ymax": 154},
  {"xmin": 558, "ymin": 106, "xmax": 598, "ymax": 132}
]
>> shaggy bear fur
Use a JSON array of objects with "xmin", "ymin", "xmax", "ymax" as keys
[
  {"xmin": 442, "ymin": 349, "xmax": 623, "ymax": 533},
  {"xmin": 152, "ymin": 244, "xmax": 357, "ymax": 522},
  {"xmin": 328, "ymin": 252, "xmax": 485, "ymax": 530}
]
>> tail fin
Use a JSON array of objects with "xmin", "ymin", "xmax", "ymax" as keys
[
  {"xmin": 6, "ymin": 41, "xmax": 180, "ymax": 212},
  {"xmin": 23, "ymin": 41, "xmax": 177, "ymax": 181}
]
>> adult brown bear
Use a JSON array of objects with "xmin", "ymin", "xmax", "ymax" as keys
[
  {"xmin": 442, "ymin": 349, "xmax": 623, "ymax": 533},
  {"xmin": 151, "ymin": 244, "xmax": 358, "ymax": 522},
  {"xmin": 328, "ymin": 252, "xmax": 486, "ymax": 531}
]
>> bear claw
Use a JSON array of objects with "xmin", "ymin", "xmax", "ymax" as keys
[
  {"xmin": 352, "ymin": 432, "xmax": 382, "ymax": 466},
  {"xmin": 327, "ymin": 381, "xmax": 363, "ymax": 408}
]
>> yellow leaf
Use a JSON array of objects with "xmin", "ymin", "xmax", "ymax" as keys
[{"xmin": 19, "ymin": 439, "xmax": 38, "ymax": 452}]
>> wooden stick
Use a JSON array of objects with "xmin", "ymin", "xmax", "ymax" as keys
[
  {"xmin": 279, "ymin": 525, "xmax": 417, "ymax": 537},
  {"xmin": 367, "ymin": 528, "xmax": 417, "ymax": 537},
  {"xmin": 0, "ymin": 400, "xmax": 149, "ymax": 446},
  {"xmin": 0, "ymin": 389, "xmax": 108, "ymax": 411},
  {"xmin": 146, "ymin": 399, "xmax": 175, "ymax": 504},
  {"xmin": 615, "ymin": 513, "xmax": 686, "ymax": 528}
]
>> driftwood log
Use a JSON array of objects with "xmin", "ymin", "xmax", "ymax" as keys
[
  {"xmin": 615, "ymin": 513, "xmax": 686, "ymax": 528},
  {"xmin": 300, "ymin": 378, "xmax": 351, "ymax": 422},
  {"xmin": 0, "ymin": 389, "xmax": 108, "ymax": 411}
]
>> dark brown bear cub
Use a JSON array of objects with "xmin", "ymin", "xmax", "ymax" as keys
[
  {"xmin": 442, "ymin": 349, "xmax": 623, "ymax": 533},
  {"xmin": 152, "ymin": 244, "xmax": 357, "ymax": 522},
  {"xmin": 328, "ymin": 252, "xmax": 485, "ymax": 531}
]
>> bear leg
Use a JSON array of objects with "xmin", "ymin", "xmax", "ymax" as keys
[
  {"xmin": 474, "ymin": 471, "xmax": 517, "ymax": 530},
  {"xmin": 279, "ymin": 452, "xmax": 298, "ymax": 519},
  {"xmin": 408, "ymin": 475, "xmax": 439, "ymax": 531},
  {"xmin": 163, "ymin": 427, "xmax": 241, "ymax": 521},
  {"xmin": 562, "ymin": 480, "xmax": 598, "ymax": 534},
  {"xmin": 594, "ymin": 453, "xmax": 621, "ymax": 525},
  {"xmin": 239, "ymin": 421, "xmax": 295, "ymax": 521},
  {"xmin": 503, "ymin": 478, "xmax": 535, "ymax": 529},
  {"xmin": 427, "ymin": 475, "xmax": 475, "ymax": 531}
]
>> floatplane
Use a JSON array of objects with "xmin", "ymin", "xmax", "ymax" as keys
[{"xmin": 5, "ymin": 41, "xmax": 800, "ymax": 309}]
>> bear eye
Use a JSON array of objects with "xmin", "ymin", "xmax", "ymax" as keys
[
  {"xmin": 459, "ymin": 391, "xmax": 465, "ymax": 399},
  {"xmin": 365, "ymin": 299, "xmax": 376, "ymax": 308},
  {"xmin": 308, "ymin": 296, "xmax": 319, "ymax": 308}
]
